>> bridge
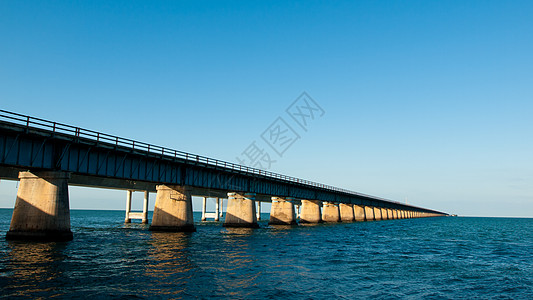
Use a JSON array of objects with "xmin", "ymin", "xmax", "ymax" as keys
[{"xmin": 0, "ymin": 110, "xmax": 447, "ymax": 241}]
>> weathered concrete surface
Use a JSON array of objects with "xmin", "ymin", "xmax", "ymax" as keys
[
  {"xmin": 374, "ymin": 207, "xmax": 383, "ymax": 221},
  {"xmin": 150, "ymin": 185, "xmax": 195, "ymax": 232},
  {"xmin": 6, "ymin": 171, "xmax": 73, "ymax": 241},
  {"xmin": 381, "ymin": 208, "xmax": 388, "ymax": 220},
  {"xmin": 269, "ymin": 197, "xmax": 296, "ymax": 225},
  {"xmin": 224, "ymin": 193, "xmax": 259, "ymax": 228},
  {"xmin": 322, "ymin": 202, "xmax": 340, "ymax": 223},
  {"xmin": 299, "ymin": 200, "xmax": 322, "ymax": 223},
  {"xmin": 354, "ymin": 205, "xmax": 365, "ymax": 221},
  {"xmin": 364, "ymin": 206, "xmax": 375, "ymax": 221},
  {"xmin": 339, "ymin": 203, "xmax": 355, "ymax": 222}
]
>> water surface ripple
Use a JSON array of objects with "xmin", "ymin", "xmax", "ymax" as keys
[{"xmin": 1, "ymin": 210, "xmax": 532, "ymax": 299}]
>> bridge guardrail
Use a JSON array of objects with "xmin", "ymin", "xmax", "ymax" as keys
[{"xmin": 0, "ymin": 109, "xmax": 403, "ymax": 205}]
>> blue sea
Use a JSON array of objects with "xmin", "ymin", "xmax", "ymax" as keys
[{"xmin": 0, "ymin": 209, "xmax": 532, "ymax": 299}]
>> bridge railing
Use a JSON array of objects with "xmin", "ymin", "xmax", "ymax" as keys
[{"xmin": 0, "ymin": 109, "xmax": 402, "ymax": 204}]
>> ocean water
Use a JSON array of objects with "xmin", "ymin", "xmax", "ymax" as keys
[{"xmin": 0, "ymin": 209, "xmax": 532, "ymax": 299}]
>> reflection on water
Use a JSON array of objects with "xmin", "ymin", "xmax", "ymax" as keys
[
  {"xmin": 214, "ymin": 227, "xmax": 260, "ymax": 297},
  {"xmin": 222, "ymin": 227, "xmax": 256, "ymax": 236},
  {"xmin": 4, "ymin": 241, "xmax": 68, "ymax": 297},
  {"xmin": 146, "ymin": 232, "xmax": 195, "ymax": 277},
  {"xmin": 144, "ymin": 232, "xmax": 196, "ymax": 297}
]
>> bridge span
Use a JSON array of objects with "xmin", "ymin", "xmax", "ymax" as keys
[{"xmin": 0, "ymin": 110, "xmax": 447, "ymax": 241}]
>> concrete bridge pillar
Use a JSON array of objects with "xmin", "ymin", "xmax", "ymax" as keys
[
  {"xmin": 201, "ymin": 197, "xmax": 207, "ymax": 221},
  {"xmin": 269, "ymin": 197, "xmax": 297, "ymax": 225},
  {"xmin": 215, "ymin": 197, "xmax": 220, "ymax": 222},
  {"xmin": 125, "ymin": 190, "xmax": 133, "ymax": 223},
  {"xmin": 299, "ymin": 200, "xmax": 322, "ymax": 223},
  {"xmin": 364, "ymin": 206, "xmax": 375, "ymax": 221},
  {"xmin": 339, "ymin": 203, "xmax": 355, "ymax": 222},
  {"xmin": 224, "ymin": 193, "xmax": 259, "ymax": 228},
  {"xmin": 354, "ymin": 205, "xmax": 365, "ymax": 221},
  {"xmin": 374, "ymin": 207, "xmax": 383, "ymax": 221},
  {"xmin": 150, "ymin": 185, "xmax": 195, "ymax": 232},
  {"xmin": 257, "ymin": 201, "xmax": 262, "ymax": 221},
  {"xmin": 383, "ymin": 208, "xmax": 390, "ymax": 220},
  {"xmin": 393, "ymin": 209, "xmax": 399, "ymax": 219},
  {"xmin": 142, "ymin": 191, "xmax": 149, "ymax": 224},
  {"xmin": 6, "ymin": 171, "xmax": 73, "ymax": 241},
  {"xmin": 322, "ymin": 202, "xmax": 340, "ymax": 222}
]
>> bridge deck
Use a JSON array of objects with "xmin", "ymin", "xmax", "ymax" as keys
[{"xmin": 0, "ymin": 109, "xmax": 445, "ymax": 214}]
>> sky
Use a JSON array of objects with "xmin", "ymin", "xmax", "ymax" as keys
[{"xmin": 1, "ymin": 1, "xmax": 532, "ymax": 217}]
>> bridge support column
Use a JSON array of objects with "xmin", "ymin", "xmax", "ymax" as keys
[
  {"xmin": 150, "ymin": 185, "xmax": 195, "ymax": 232},
  {"xmin": 224, "ymin": 193, "xmax": 259, "ymax": 228},
  {"xmin": 257, "ymin": 201, "xmax": 262, "ymax": 221},
  {"xmin": 125, "ymin": 190, "xmax": 132, "ymax": 223},
  {"xmin": 6, "ymin": 171, "xmax": 73, "ymax": 241},
  {"xmin": 364, "ymin": 206, "xmax": 375, "ymax": 221},
  {"xmin": 215, "ymin": 198, "xmax": 220, "ymax": 222},
  {"xmin": 374, "ymin": 207, "xmax": 382, "ymax": 221},
  {"xmin": 322, "ymin": 202, "xmax": 340, "ymax": 223},
  {"xmin": 354, "ymin": 205, "xmax": 365, "ymax": 221},
  {"xmin": 339, "ymin": 203, "xmax": 355, "ymax": 222},
  {"xmin": 142, "ymin": 191, "xmax": 149, "ymax": 224},
  {"xmin": 201, "ymin": 197, "xmax": 207, "ymax": 221},
  {"xmin": 269, "ymin": 197, "xmax": 297, "ymax": 225},
  {"xmin": 220, "ymin": 198, "xmax": 224, "ymax": 218},
  {"xmin": 299, "ymin": 200, "xmax": 322, "ymax": 223}
]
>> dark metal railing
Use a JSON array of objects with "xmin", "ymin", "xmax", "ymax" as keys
[{"xmin": 0, "ymin": 109, "xmax": 400, "ymax": 204}]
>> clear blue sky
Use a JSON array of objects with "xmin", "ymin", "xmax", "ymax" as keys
[{"xmin": 1, "ymin": 1, "xmax": 532, "ymax": 217}]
